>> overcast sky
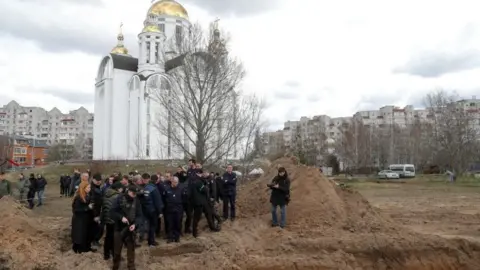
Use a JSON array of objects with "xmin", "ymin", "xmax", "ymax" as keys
[{"xmin": 1, "ymin": 0, "xmax": 480, "ymax": 131}]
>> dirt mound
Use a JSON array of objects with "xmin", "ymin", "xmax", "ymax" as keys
[
  {"xmin": 0, "ymin": 196, "xmax": 61, "ymax": 269},
  {"xmin": 2, "ymin": 158, "xmax": 480, "ymax": 269},
  {"xmin": 237, "ymin": 157, "xmax": 395, "ymax": 234}
]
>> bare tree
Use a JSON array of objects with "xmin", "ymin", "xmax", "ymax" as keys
[
  {"xmin": 424, "ymin": 90, "xmax": 479, "ymax": 174},
  {"xmin": 0, "ymin": 135, "xmax": 11, "ymax": 170},
  {"xmin": 46, "ymin": 142, "xmax": 77, "ymax": 162},
  {"xmin": 238, "ymin": 104, "xmax": 266, "ymax": 176},
  {"xmin": 131, "ymin": 134, "xmax": 147, "ymax": 160},
  {"xmin": 151, "ymin": 23, "xmax": 262, "ymax": 164},
  {"xmin": 73, "ymin": 132, "xmax": 93, "ymax": 160}
]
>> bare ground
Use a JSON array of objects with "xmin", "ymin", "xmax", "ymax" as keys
[
  {"xmin": 355, "ymin": 182, "xmax": 480, "ymax": 243},
  {"xmin": 2, "ymin": 159, "xmax": 480, "ymax": 270}
]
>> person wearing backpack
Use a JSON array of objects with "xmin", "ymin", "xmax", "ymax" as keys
[{"xmin": 267, "ymin": 167, "xmax": 291, "ymax": 229}]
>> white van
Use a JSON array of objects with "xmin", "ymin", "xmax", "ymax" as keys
[{"xmin": 388, "ymin": 164, "xmax": 416, "ymax": 178}]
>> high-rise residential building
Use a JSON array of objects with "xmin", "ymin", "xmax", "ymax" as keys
[
  {"xmin": 0, "ymin": 100, "xmax": 94, "ymax": 147},
  {"xmin": 264, "ymin": 97, "xmax": 480, "ymax": 156}
]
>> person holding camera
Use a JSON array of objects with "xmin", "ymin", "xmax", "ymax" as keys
[{"xmin": 267, "ymin": 167, "xmax": 291, "ymax": 229}]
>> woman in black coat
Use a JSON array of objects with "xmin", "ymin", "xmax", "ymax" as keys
[
  {"xmin": 267, "ymin": 167, "xmax": 291, "ymax": 228},
  {"xmin": 71, "ymin": 181, "xmax": 94, "ymax": 253}
]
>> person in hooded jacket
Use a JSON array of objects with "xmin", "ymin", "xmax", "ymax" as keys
[
  {"xmin": 26, "ymin": 173, "xmax": 36, "ymax": 209},
  {"xmin": 267, "ymin": 167, "xmax": 291, "ymax": 228},
  {"xmin": 36, "ymin": 174, "xmax": 47, "ymax": 206},
  {"xmin": 101, "ymin": 182, "xmax": 123, "ymax": 260},
  {"xmin": 71, "ymin": 181, "xmax": 95, "ymax": 253}
]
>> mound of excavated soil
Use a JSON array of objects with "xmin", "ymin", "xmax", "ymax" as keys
[{"xmin": 1, "ymin": 157, "xmax": 480, "ymax": 269}]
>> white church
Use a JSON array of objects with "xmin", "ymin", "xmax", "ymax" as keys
[{"xmin": 93, "ymin": 0, "xmax": 238, "ymax": 161}]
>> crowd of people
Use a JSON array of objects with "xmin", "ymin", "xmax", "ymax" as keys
[
  {"xmin": 0, "ymin": 159, "xmax": 291, "ymax": 270},
  {"xmin": 0, "ymin": 171, "xmax": 48, "ymax": 208},
  {"xmin": 69, "ymin": 159, "xmax": 249, "ymax": 270}
]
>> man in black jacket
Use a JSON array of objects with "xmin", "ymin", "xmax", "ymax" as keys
[
  {"xmin": 101, "ymin": 182, "xmax": 123, "ymax": 260},
  {"xmin": 164, "ymin": 176, "xmax": 186, "ymax": 242},
  {"xmin": 222, "ymin": 165, "xmax": 237, "ymax": 221},
  {"xmin": 189, "ymin": 169, "xmax": 218, "ymax": 237},
  {"xmin": 204, "ymin": 170, "xmax": 221, "ymax": 228},
  {"xmin": 183, "ymin": 159, "xmax": 197, "ymax": 234},
  {"xmin": 110, "ymin": 185, "xmax": 143, "ymax": 270},
  {"xmin": 90, "ymin": 173, "xmax": 104, "ymax": 247},
  {"xmin": 214, "ymin": 173, "xmax": 223, "ymax": 203}
]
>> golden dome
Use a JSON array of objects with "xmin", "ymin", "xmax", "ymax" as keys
[
  {"xmin": 110, "ymin": 23, "xmax": 130, "ymax": 56},
  {"xmin": 111, "ymin": 46, "xmax": 129, "ymax": 55},
  {"xmin": 148, "ymin": 0, "xmax": 188, "ymax": 19},
  {"xmin": 142, "ymin": 24, "xmax": 162, "ymax": 33}
]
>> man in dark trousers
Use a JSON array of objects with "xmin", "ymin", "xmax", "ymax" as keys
[
  {"xmin": 164, "ymin": 176, "xmax": 186, "ymax": 242},
  {"xmin": 222, "ymin": 164, "xmax": 237, "ymax": 221},
  {"xmin": 204, "ymin": 170, "xmax": 222, "ymax": 227},
  {"xmin": 214, "ymin": 173, "xmax": 223, "ymax": 203},
  {"xmin": 90, "ymin": 173, "xmax": 104, "ymax": 247},
  {"xmin": 139, "ymin": 173, "xmax": 163, "ymax": 247},
  {"xmin": 189, "ymin": 169, "xmax": 218, "ymax": 237},
  {"xmin": 110, "ymin": 185, "xmax": 143, "ymax": 270},
  {"xmin": 101, "ymin": 182, "xmax": 124, "ymax": 260},
  {"xmin": 183, "ymin": 159, "xmax": 197, "ymax": 234}
]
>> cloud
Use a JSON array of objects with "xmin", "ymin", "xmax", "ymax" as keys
[
  {"xmin": 305, "ymin": 93, "xmax": 321, "ymax": 102},
  {"xmin": 2, "ymin": 0, "xmax": 480, "ymax": 134},
  {"xmin": 284, "ymin": 81, "xmax": 300, "ymax": 88},
  {"xmin": 37, "ymin": 89, "xmax": 94, "ymax": 105},
  {"xmin": 17, "ymin": 0, "xmax": 104, "ymax": 6},
  {"xmin": 394, "ymin": 50, "xmax": 480, "ymax": 78},
  {"xmin": 181, "ymin": 0, "xmax": 281, "ymax": 16},
  {"xmin": 0, "ymin": 1, "xmax": 113, "ymax": 55},
  {"xmin": 273, "ymin": 90, "xmax": 297, "ymax": 100}
]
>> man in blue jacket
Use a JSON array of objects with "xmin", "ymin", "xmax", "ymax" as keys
[
  {"xmin": 139, "ymin": 173, "xmax": 163, "ymax": 247},
  {"xmin": 222, "ymin": 165, "xmax": 237, "ymax": 221}
]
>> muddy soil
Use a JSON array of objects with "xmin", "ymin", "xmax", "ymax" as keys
[{"xmin": 1, "ymin": 158, "xmax": 480, "ymax": 270}]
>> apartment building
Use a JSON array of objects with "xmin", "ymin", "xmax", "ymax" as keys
[
  {"xmin": 265, "ymin": 97, "xmax": 480, "ymax": 155},
  {"xmin": 0, "ymin": 100, "xmax": 94, "ymax": 146}
]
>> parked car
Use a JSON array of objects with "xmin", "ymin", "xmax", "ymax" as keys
[{"xmin": 377, "ymin": 170, "xmax": 400, "ymax": 179}]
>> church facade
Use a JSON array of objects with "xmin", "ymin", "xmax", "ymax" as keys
[
  {"xmin": 93, "ymin": 0, "xmax": 238, "ymax": 161},
  {"xmin": 93, "ymin": 0, "xmax": 193, "ymax": 160}
]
